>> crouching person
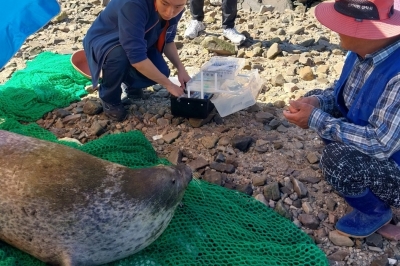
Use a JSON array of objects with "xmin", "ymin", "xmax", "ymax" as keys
[
  {"xmin": 283, "ymin": 0, "xmax": 400, "ymax": 238},
  {"xmin": 83, "ymin": 0, "xmax": 190, "ymax": 121}
]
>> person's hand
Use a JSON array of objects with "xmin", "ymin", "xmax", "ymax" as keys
[
  {"xmin": 177, "ymin": 68, "xmax": 191, "ymax": 89},
  {"xmin": 165, "ymin": 82, "xmax": 185, "ymax": 97},
  {"xmin": 286, "ymin": 96, "xmax": 320, "ymax": 114},
  {"xmin": 299, "ymin": 96, "xmax": 320, "ymax": 108},
  {"xmin": 283, "ymin": 100, "xmax": 315, "ymax": 129}
]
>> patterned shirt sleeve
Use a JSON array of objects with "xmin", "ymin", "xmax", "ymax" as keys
[
  {"xmin": 309, "ymin": 75, "xmax": 400, "ymax": 160},
  {"xmin": 314, "ymin": 87, "xmax": 336, "ymax": 114}
]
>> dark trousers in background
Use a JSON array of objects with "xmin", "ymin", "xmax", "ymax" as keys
[
  {"xmin": 190, "ymin": 0, "xmax": 238, "ymax": 29},
  {"xmin": 100, "ymin": 45, "xmax": 170, "ymax": 105},
  {"xmin": 320, "ymin": 142, "xmax": 400, "ymax": 208}
]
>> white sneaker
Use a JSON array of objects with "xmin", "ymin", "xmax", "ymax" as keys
[
  {"xmin": 184, "ymin": 20, "xmax": 205, "ymax": 39},
  {"xmin": 223, "ymin": 28, "xmax": 246, "ymax": 45}
]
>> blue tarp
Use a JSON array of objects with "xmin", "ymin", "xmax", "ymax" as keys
[{"xmin": 0, "ymin": 0, "xmax": 60, "ymax": 68}]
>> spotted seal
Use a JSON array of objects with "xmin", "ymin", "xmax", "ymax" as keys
[{"xmin": 0, "ymin": 130, "xmax": 192, "ymax": 265}]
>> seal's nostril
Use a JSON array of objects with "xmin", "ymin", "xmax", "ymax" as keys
[{"xmin": 171, "ymin": 178, "xmax": 176, "ymax": 184}]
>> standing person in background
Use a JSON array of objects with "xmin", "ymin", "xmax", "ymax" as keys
[
  {"xmin": 83, "ymin": 0, "xmax": 191, "ymax": 121},
  {"xmin": 284, "ymin": 0, "xmax": 400, "ymax": 238},
  {"xmin": 184, "ymin": 0, "xmax": 246, "ymax": 45}
]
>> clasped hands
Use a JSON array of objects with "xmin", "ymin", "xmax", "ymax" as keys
[{"xmin": 283, "ymin": 96, "xmax": 320, "ymax": 129}]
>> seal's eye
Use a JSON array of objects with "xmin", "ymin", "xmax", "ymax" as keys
[{"xmin": 171, "ymin": 178, "xmax": 176, "ymax": 184}]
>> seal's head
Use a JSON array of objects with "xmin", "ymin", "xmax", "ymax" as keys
[{"xmin": 119, "ymin": 163, "xmax": 192, "ymax": 211}]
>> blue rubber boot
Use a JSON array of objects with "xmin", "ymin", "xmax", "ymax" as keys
[{"xmin": 336, "ymin": 189, "xmax": 392, "ymax": 238}]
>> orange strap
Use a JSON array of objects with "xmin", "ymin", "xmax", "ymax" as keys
[{"xmin": 156, "ymin": 20, "xmax": 169, "ymax": 52}]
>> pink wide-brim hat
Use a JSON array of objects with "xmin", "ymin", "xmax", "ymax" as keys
[{"xmin": 315, "ymin": 0, "xmax": 400, "ymax": 40}]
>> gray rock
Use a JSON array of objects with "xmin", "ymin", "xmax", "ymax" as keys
[
  {"xmin": 329, "ymin": 231, "xmax": 354, "ymax": 247},
  {"xmin": 254, "ymin": 193, "xmax": 269, "ymax": 206},
  {"xmin": 90, "ymin": 121, "xmax": 105, "ymax": 136},
  {"xmin": 326, "ymin": 198, "xmax": 337, "ymax": 211},
  {"xmin": 215, "ymin": 152, "xmax": 226, "ymax": 163},
  {"xmin": 299, "ymin": 66, "xmax": 314, "ymax": 81},
  {"xmin": 188, "ymin": 157, "xmax": 209, "ymax": 171},
  {"xmin": 203, "ymin": 169, "xmax": 224, "ymax": 185},
  {"xmin": 366, "ymin": 233, "xmax": 384, "ymax": 249},
  {"xmin": 292, "ymin": 178, "xmax": 308, "ymax": 198},
  {"xmin": 273, "ymin": 142, "xmax": 283, "ymax": 150},
  {"xmin": 255, "ymin": 112, "xmax": 275, "ymax": 123},
  {"xmin": 201, "ymin": 136, "xmax": 219, "ymax": 149},
  {"xmin": 306, "ymin": 152, "xmax": 320, "ymax": 164},
  {"xmin": 296, "ymin": 169, "xmax": 321, "ymax": 184},
  {"xmin": 218, "ymin": 136, "xmax": 231, "ymax": 146},
  {"xmin": 250, "ymin": 166, "xmax": 264, "ymax": 173},
  {"xmin": 370, "ymin": 254, "xmax": 389, "ymax": 266},
  {"xmin": 209, "ymin": 162, "xmax": 235, "ymax": 173},
  {"xmin": 271, "ymin": 74, "xmax": 285, "ymax": 86},
  {"xmin": 201, "ymin": 37, "xmax": 236, "ymax": 55},
  {"xmin": 263, "ymin": 182, "xmax": 281, "ymax": 201},
  {"xmin": 302, "ymin": 202, "xmax": 313, "ymax": 214},
  {"xmin": 63, "ymin": 114, "xmax": 82, "ymax": 123},
  {"xmin": 54, "ymin": 108, "xmax": 72, "ymax": 118},
  {"xmin": 269, "ymin": 118, "xmax": 281, "ymax": 129},
  {"xmin": 298, "ymin": 214, "xmax": 320, "ymax": 229},
  {"xmin": 317, "ymin": 211, "xmax": 328, "ymax": 221},
  {"xmin": 236, "ymin": 182, "xmax": 253, "ymax": 195},
  {"xmin": 167, "ymin": 147, "xmax": 182, "ymax": 165},
  {"xmin": 275, "ymin": 200, "xmax": 292, "ymax": 220},
  {"xmin": 162, "ymin": 130, "xmax": 181, "ymax": 144},
  {"xmin": 266, "ymin": 43, "xmax": 281, "ymax": 59},
  {"xmin": 276, "ymin": 124, "xmax": 288, "ymax": 133},
  {"xmin": 252, "ymin": 175, "xmax": 266, "ymax": 186},
  {"xmin": 231, "ymin": 135, "xmax": 253, "ymax": 152},
  {"xmin": 292, "ymin": 199, "xmax": 302, "ymax": 208},
  {"xmin": 328, "ymin": 250, "xmax": 350, "ymax": 261}
]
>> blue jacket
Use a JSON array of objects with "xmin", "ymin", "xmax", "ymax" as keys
[
  {"xmin": 83, "ymin": 0, "xmax": 184, "ymax": 87},
  {"xmin": 334, "ymin": 48, "xmax": 400, "ymax": 165}
]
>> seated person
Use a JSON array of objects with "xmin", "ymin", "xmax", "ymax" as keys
[{"xmin": 284, "ymin": 0, "xmax": 400, "ymax": 238}]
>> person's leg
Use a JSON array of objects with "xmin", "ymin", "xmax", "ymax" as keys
[
  {"xmin": 184, "ymin": 0, "xmax": 205, "ymax": 39},
  {"xmin": 99, "ymin": 46, "xmax": 130, "ymax": 121},
  {"xmin": 320, "ymin": 142, "xmax": 400, "ymax": 206},
  {"xmin": 125, "ymin": 47, "xmax": 170, "ymax": 91},
  {"xmin": 100, "ymin": 46, "xmax": 130, "ymax": 105},
  {"xmin": 221, "ymin": 0, "xmax": 245, "ymax": 45},
  {"xmin": 221, "ymin": 0, "xmax": 237, "ymax": 29},
  {"xmin": 190, "ymin": 0, "xmax": 204, "ymax": 21},
  {"xmin": 320, "ymin": 142, "xmax": 397, "ymax": 237}
]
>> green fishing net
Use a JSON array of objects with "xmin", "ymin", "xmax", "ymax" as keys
[
  {"xmin": 0, "ymin": 52, "xmax": 88, "ymax": 121},
  {"xmin": 0, "ymin": 53, "xmax": 328, "ymax": 265}
]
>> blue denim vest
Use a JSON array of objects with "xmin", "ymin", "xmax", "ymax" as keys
[{"xmin": 333, "ymin": 48, "xmax": 400, "ymax": 165}]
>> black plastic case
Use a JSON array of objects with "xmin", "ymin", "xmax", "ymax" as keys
[{"xmin": 170, "ymin": 96, "xmax": 214, "ymax": 119}]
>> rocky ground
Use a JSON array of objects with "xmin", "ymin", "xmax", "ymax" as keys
[{"xmin": 2, "ymin": 0, "xmax": 400, "ymax": 265}]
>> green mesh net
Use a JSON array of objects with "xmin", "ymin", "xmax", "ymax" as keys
[
  {"xmin": 0, "ymin": 52, "xmax": 88, "ymax": 121},
  {"xmin": 0, "ymin": 53, "xmax": 329, "ymax": 265}
]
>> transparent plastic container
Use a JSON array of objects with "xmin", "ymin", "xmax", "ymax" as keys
[
  {"xmin": 210, "ymin": 70, "xmax": 262, "ymax": 117},
  {"xmin": 199, "ymin": 57, "xmax": 245, "ymax": 80},
  {"xmin": 186, "ymin": 57, "xmax": 245, "ymax": 94}
]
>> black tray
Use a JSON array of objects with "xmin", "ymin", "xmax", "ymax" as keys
[{"xmin": 170, "ymin": 96, "xmax": 214, "ymax": 119}]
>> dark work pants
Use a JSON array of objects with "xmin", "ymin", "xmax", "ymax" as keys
[
  {"xmin": 320, "ymin": 142, "xmax": 400, "ymax": 207},
  {"xmin": 100, "ymin": 46, "xmax": 170, "ymax": 105},
  {"xmin": 190, "ymin": 0, "xmax": 237, "ymax": 29}
]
